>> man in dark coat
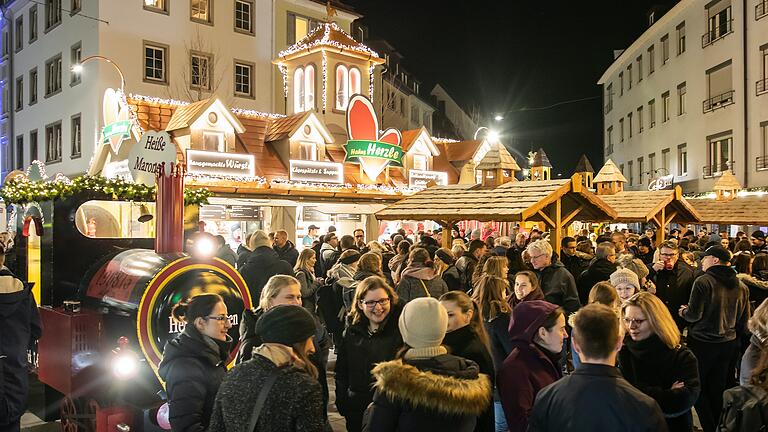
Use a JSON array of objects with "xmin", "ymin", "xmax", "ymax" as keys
[
  {"xmin": 238, "ymin": 230, "xmax": 293, "ymax": 301},
  {"xmin": 456, "ymin": 239, "xmax": 486, "ymax": 292},
  {"xmin": 0, "ymin": 252, "xmax": 42, "ymax": 432},
  {"xmin": 648, "ymin": 241, "xmax": 695, "ymax": 331},
  {"xmin": 679, "ymin": 245, "xmax": 750, "ymax": 432},
  {"xmin": 214, "ymin": 235, "xmax": 237, "ymax": 267},
  {"xmin": 527, "ymin": 240, "xmax": 581, "ymax": 315},
  {"xmin": 529, "ymin": 304, "xmax": 668, "ymax": 431},
  {"xmin": 576, "ymin": 242, "xmax": 617, "ymax": 305},
  {"xmin": 635, "ymin": 237, "xmax": 656, "ymax": 265},
  {"xmin": 272, "ymin": 230, "xmax": 299, "ymax": 267}
]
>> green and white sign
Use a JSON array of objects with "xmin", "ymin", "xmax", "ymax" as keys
[
  {"xmin": 343, "ymin": 140, "xmax": 404, "ymax": 166},
  {"xmin": 102, "ymin": 120, "xmax": 132, "ymax": 144}
]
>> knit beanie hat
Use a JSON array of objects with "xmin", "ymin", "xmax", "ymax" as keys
[
  {"xmin": 435, "ymin": 249, "xmax": 455, "ymax": 266},
  {"xmin": 610, "ymin": 268, "xmax": 640, "ymax": 291},
  {"xmin": 250, "ymin": 230, "xmax": 271, "ymax": 249},
  {"xmin": 617, "ymin": 254, "xmax": 649, "ymax": 280},
  {"xmin": 255, "ymin": 305, "xmax": 316, "ymax": 346},
  {"xmin": 753, "ymin": 230, "xmax": 766, "ymax": 241},
  {"xmin": 398, "ymin": 297, "xmax": 448, "ymax": 349}
]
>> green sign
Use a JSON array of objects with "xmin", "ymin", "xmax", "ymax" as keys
[
  {"xmin": 343, "ymin": 140, "xmax": 404, "ymax": 166},
  {"xmin": 102, "ymin": 120, "xmax": 132, "ymax": 143}
]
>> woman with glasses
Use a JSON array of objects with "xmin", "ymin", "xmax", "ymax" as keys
[
  {"xmin": 159, "ymin": 293, "xmax": 233, "ymax": 432},
  {"xmin": 618, "ymin": 292, "xmax": 700, "ymax": 432},
  {"xmin": 335, "ymin": 276, "xmax": 403, "ymax": 432}
]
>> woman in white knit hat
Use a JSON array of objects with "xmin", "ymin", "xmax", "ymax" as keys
[
  {"xmin": 611, "ymin": 267, "xmax": 641, "ymax": 303},
  {"xmin": 365, "ymin": 297, "xmax": 492, "ymax": 432}
]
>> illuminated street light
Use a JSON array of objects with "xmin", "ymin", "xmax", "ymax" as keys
[
  {"xmin": 494, "ymin": 114, "xmax": 504, "ymax": 121},
  {"xmin": 71, "ymin": 55, "xmax": 126, "ymax": 93},
  {"xmin": 487, "ymin": 130, "xmax": 500, "ymax": 142}
]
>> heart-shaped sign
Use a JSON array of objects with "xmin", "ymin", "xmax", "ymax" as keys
[
  {"xmin": 102, "ymin": 88, "xmax": 132, "ymax": 154},
  {"xmin": 344, "ymin": 95, "xmax": 403, "ymax": 182}
]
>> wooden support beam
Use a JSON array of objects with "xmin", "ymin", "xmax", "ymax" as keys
[
  {"xmin": 561, "ymin": 205, "xmax": 584, "ymax": 227},
  {"xmin": 664, "ymin": 210, "xmax": 678, "ymax": 227},
  {"xmin": 537, "ymin": 210, "xmax": 556, "ymax": 229},
  {"xmin": 554, "ymin": 198, "xmax": 562, "ymax": 256},
  {"xmin": 655, "ymin": 207, "xmax": 666, "ymax": 248},
  {"xmin": 441, "ymin": 220, "xmax": 454, "ymax": 249}
]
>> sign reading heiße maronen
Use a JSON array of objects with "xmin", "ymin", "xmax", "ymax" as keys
[{"xmin": 128, "ymin": 130, "xmax": 177, "ymax": 186}]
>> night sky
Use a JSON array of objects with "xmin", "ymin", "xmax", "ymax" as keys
[{"xmin": 347, "ymin": 0, "xmax": 679, "ymax": 175}]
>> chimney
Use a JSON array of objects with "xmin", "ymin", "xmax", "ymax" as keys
[{"xmin": 155, "ymin": 163, "xmax": 185, "ymax": 254}]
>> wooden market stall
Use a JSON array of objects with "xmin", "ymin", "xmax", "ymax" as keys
[
  {"xmin": 375, "ymin": 174, "xmax": 617, "ymax": 252},
  {"xmin": 687, "ymin": 171, "xmax": 768, "ymax": 226}
]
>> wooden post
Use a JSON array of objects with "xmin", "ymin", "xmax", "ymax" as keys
[
  {"xmin": 546, "ymin": 198, "xmax": 563, "ymax": 256},
  {"xmin": 655, "ymin": 207, "xmax": 666, "ymax": 248},
  {"xmin": 441, "ymin": 220, "xmax": 454, "ymax": 249}
]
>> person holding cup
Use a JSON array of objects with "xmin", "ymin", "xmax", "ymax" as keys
[{"xmin": 648, "ymin": 240, "xmax": 695, "ymax": 331}]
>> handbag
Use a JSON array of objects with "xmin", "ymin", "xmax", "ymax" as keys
[{"xmin": 246, "ymin": 367, "xmax": 281, "ymax": 431}]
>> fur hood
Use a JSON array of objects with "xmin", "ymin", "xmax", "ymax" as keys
[{"xmin": 371, "ymin": 357, "xmax": 492, "ymax": 416}]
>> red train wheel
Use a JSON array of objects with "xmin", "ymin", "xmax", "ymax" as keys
[{"xmin": 60, "ymin": 396, "xmax": 79, "ymax": 432}]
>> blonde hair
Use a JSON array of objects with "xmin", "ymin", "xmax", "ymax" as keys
[
  {"xmin": 588, "ymin": 281, "xmax": 620, "ymax": 310},
  {"xmin": 258, "ymin": 275, "xmax": 301, "ymax": 310},
  {"xmin": 294, "ymin": 248, "xmax": 316, "ymax": 273},
  {"xmin": 366, "ymin": 241, "xmax": 386, "ymax": 256},
  {"xmin": 749, "ymin": 299, "xmax": 768, "ymax": 343},
  {"xmin": 621, "ymin": 292, "xmax": 681, "ymax": 349},
  {"xmin": 472, "ymin": 274, "xmax": 511, "ymax": 320},
  {"xmin": 482, "ymin": 256, "xmax": 508, "ymax": 279},
  {"xmin": 350, "ymin": 276, "xmax": 398, "ymax": 324},
  {"xmin": 440, "ymin": 291, "xmax": 490, "ymax": 350}
]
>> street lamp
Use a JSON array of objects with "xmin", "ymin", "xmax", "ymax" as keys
[
  {"xmin": 473, "ymin": 126, "xmax": 500, "ymax": 142},
  {"xmin": 494, "ymin": 114, "xmax": 504, "ymax": 121},
  {"xmin": 71, "ymin": 55, "xmax": 126, "ymax": 93}
]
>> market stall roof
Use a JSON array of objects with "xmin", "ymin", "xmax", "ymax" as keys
[
  {"xmin": 595, "ymin": 186, "xmax": 701, "ymax": 224},
  {"xmin": 688, "ymin": 195, "xmax": 768, "ymax": 225},
  {"xmin": 376, "ymin": 175, "xmax": 616, "ymax": 224},
  {"xmin": 532, "ymin": 148, "xmax": 552, "ymax": 168},
  {"xmin": 475, "ymin": 142, "xmax": 520, "ymax": 171},
  {"xmin": 593, "ymin": 159, "xmax": 627, "ymax": 183},
  {"xmin": 574, "ymin": 154, "xmax": 594, "ymax": 174}
]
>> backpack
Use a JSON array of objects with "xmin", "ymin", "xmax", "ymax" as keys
[{"xmin": 718, "ymin": 384, "xmax": 768, "ymax": 431}]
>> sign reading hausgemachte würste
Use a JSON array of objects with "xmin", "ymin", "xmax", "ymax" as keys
[
  {"xmin": 187, "ymin": 150, "xmax": 255, "ymax": 178},
  {"xmin": 290, "ymin": 160, "xmax": 344, "ymax": 184},
  {"xmin": 409, "ymin": 170, "xmax": 448, "ymax": 189}
]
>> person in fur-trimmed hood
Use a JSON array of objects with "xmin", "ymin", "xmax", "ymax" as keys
[{"xmin": 364, "ymin": 297, "xmax": 492, "ymax": 432}]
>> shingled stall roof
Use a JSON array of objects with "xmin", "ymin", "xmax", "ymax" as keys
[
  {"xmin": 377, "ymin": 175, "xmax": 616, "ymax": 249},
  {"xmin": 688, "ymin": 195, "xmax": 768, "ymax": 225}
]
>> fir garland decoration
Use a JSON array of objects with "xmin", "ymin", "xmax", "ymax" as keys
[{"xmin": 0, "ymin": 175, "xmax": 212, "ymax": 206}]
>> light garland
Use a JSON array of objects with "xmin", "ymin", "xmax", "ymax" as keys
[
  {"xmin": 432, "ymin": 137, "xmax": 460, "ymax": 144},
  {"xmin": 25, "ymin": 160, "xmax": 49, "ymax": 180},
  {"xmin": 186, "ymin": 172, "xmax": 268, "ymax": 185},
  {"xmin": 686, "ymin": 187, "xmax": 768, "ymax": 200},
  {"xmin": 230, "ymin": 108, "xmax": 286, "ymax": 120},
  {"xmin": 128, "ymin": 93, "xmax": 190, "ymax": 107},
  {"xmin": 277, "ymin": 22, "xmax": 380, "ymax": 60},
  {"xmin": 321, "ymin": 52, "xmax": 328, "ymax": 111},
  {"xmin": 278, "ymin": 64, "xmax": 288, "ymax": 98},
  {"xmin": 369, "ymin": 64, "xmax": 375, "ymax": 101}
]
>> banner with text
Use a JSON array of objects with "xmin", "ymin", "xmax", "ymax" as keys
[
  {"xmin": 290, "ymin": 160, "xmax": 344, "ymax": 184},
  {"xmin": 409, "ymin": 170, "xmax": 448, "ymax": 189},
  {"xmin": 187, "ymin": 150, "xmax": 255, "ymax": 178},
  {"xmin": 344, "ymin": 140, "xmax": 404, "ymax": 166}
]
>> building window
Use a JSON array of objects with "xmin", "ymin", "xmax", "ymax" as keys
[
  {"xmin": 627, "ymin": 65, "xmax": 632, "ymax": 90},
  {"xmin": 619, "ymin": 118, "xmax": 624, "ymax": 142},
  {"xmin": 144, "ymin": 0, "xmax": 168, "ymax": 14},
  {"xmin": 620, "ymin": 164, "xmax": 624, "ymax": 176},
  {"xmin": 293, "ymin": 64, "xmax": 315, "ymax": 112},
  {"xmin": 761, "ymin": 122, "xmax": 768, "ymax": 170},
  {"xmin": 423, "ymin": 112, "xmax": 431, "ymax": 129},
  {"xmin": 335, "ymin": 65, "xmax": 361, "ymax": 111},
  {"xmin": 607, "ymin": 126, "xmax": 613, "ymax": 155},
  {"xmin": 706, "ymin": 133, "xmax": 733, "ymax": 176},
  {"xmin": 15, "ymin": 76, "xmax": 23, "ymax": 111},
  {"xmin": 70, "ymin": 42, "xmax": 82, "ymax": 85},
  {"xmin": 677, "ymin": 82, "xmax": 686, "ymax": 115},
  {"xmin": 605, "ymin": 83, "xmax": 613, "ymax": 113},
  {"xmin": 638, "ymin": 157, "xmax": 644, "ymax": 185},
  {"xmin": 760, "ymin": 44, "xmax": 768, "ymax": 95},
  {"xmin": 619, "ymin": 72, "xmax": 624, "ymax": 96},
  {"xmin": 636, "ymin": 55, "xmax": 643, "ymax": 82},
  {"xmin": 143, "ymin": 42, "xmax": 168, "ymax": 84},
  {"xmin": 759, "ymin": 0, "xmax": 768, "ymax": 20},
  {"xmin": 190, "ymin": 52, "xmax": 212, "ymax": 90},
  {"xmin": 15, "ymin": 17, "xmax": 23, "ymax": 52},
  {"xmin": 15, "ymin": 136, "xmax": 23, "ymax": 170},
  {"xmin": 299, "ymin": 141, "xmax": 317, "ymax": 161},
  {"xmin": 45, "ymin": 121, "xmax": 62, "ymax": 163},
  {"xmin": 1, "ymin": 86, "xmax": 8, "ymax": 116},
  {"xmin": 648, "ymin": 152, "xmax": 656, "ymax": 175},
  {"xmin": 662, "ymin": 148, "xmax": 670, "ymax": 173},
  {"xmin": 662, "ymin": 91, "xmax": 670, "ymax": 122},
  {"xmin": 287, "ymin": 13, "xmax": 319, "ymax": 45},
  {"xmin": 704, "ymin": 4, "xmax": 732, "ymax": 47},
  {"xmin": 71, "ymin": 0, "xmax": 81, "ymax": 15},
  {"xmin": 29, "ymin": 5, "xmax": 38, "ymax": 43},
  {"xmin": 678, "ymin": 144, "xmax": 688, "ymax": 175},
  {"xmin": 235, "ymin": 0, "xmax": 253, "ymax": 34},
  {"xmin": 234, "ymin": 61, "xmax": 253, "ymax": 98},
  {"xmin": 45, "ymin": 54, "xmax": 62, "ymax": 97},
  {"xmin": 704, "ymin": 60, "xmax": 734, "ymax": 112},
  {"xmin": 45, "ymin": 0, "xmax": 62, "ymax": 31},
  {"xmin": 648, "ymin": 45, "xmax": 655, "ymax": 74},
  {"xmin": 637, "ymin": 106, "xmax": 644, "ymax": 133},
  {"xmin": 410, "ymin": 106, "xmax": 419, "ymax": 123},
  {"xmin": 71, "ymin": 114, "xmax": 81, "ymax": 158},
  {"xmin": 191, "ymin": 0, "xmax": 212, "ymax": 24},
  {"xmin": 29, "ymin": 68, "xmax": 37, "ymax": 105},
  {"xmin": 399, "ymin": 96, "xmax": 405, "ymax": 115},
  {"xmin": 628, "ymin": 112, "xmax": 633, "ymax": 138},
  {"xmin": 661, "ymin": 34, "xmax": 669, "ymax": 64},
  {"xmin": 2, "ymin": 30, "xmax": 8, "ymax": 59},
  {"xmin": 30, "ymin": 130, "xmax": 38, "ymax": 162},
  {"xmin": 203, "ymin": 131, "xmax": 224, "ymax": 152},
  {"xmin": 413, "ymin": 154, "xmax": 427, "ymax": 171},
  {"xmin": 628, "ymin": 160, "xmax": 634, "ymax": 185},
  {"xmin": 677, "ymin": 21, "xmax": 686, "ymax": 54}
]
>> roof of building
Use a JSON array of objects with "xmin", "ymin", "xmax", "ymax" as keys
[
  {"xmin": 594, "ymin": 187, "xmax": 701, "ymax": 223},
  {"xmin": 265, "ymin": 111, "xmax": 311, "ymax": 142},
  {"xmin": 401, "ymin": 127, "xmax": 439, "ymax": 155},
  {"xmin": 440, "ymin": 139, "xmax": 483, "ymax": 162},
  {"xmin": 532, "ymin": 148, "xmax": 552, "ymax": 168},
  {"xmin": 165, "ymin": 98, "xmax": 246, "ymax": 134},
  {"xmin": 713, "ymin": 170, "xmax": 742, "ymax": 191},
  {"xmin": 688, "ymin": 196, "xmax": 768, "ymax": 225},
  {"xmin": 276, "ymin": 21, "xmax": 383, "ymax": 64},
  {"xmin": 593, "ymin": 159, "xmax": 627, "ymax": 183},
  {"xmin": 475, "ymin": 142, "xmax": 520, "ymax": 171},
  {"xmin": 574, "ymin": 154, "xmax": 594, "ymax": 174}
]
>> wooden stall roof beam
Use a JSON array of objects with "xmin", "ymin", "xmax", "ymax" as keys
[{"xmin": 688, "ymin": 195, "xmax": 768, "ymax": 225}]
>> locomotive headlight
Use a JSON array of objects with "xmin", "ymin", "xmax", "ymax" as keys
[
  {"xmin": 193, "ymin": 236, "xmax": 216, "ymax": 259},
  {"xmin": 112, "ymin": 352, "xmax": 139, "ymax": 380}
]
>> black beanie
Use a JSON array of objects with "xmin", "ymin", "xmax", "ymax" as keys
[{"xmin": 256, "ymin": 305, "xmax": 316, "ymax": 346}]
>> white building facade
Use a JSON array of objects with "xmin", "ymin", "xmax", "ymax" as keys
[
  {"xmin": 0, "ymin": 0, "xmax": 357, "ymax": 179},
  {"xmin": 599, "ymin": 0, "xmax": 768, "ymax": 193}
]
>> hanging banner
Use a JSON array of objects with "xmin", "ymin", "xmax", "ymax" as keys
[
  {"xmin": 343, "ymin": 140, "xmax": 404, "ymax": 165},
  {"xmin": 409, "ymin": 170, "xmax": 448, "ymax": 189},
  {"xmin": 102, "ymin": 120, "xmax": 132, "ymax": 144},
  {"xmin": 128, "ymin": 131, "xmax": 177, "ymax": 186},
  {"xmin": 344, "ymin": 95, "xmax": 403, "ymax": 181}
]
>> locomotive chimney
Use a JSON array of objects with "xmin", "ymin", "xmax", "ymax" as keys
[{"xmin": 155, "ymin": 162, "xmax": 185, "ymax": 254}]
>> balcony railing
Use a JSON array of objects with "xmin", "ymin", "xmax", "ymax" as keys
[
  {"xmin": 702, "ymin": 19, "xmax": 734, "ymax": 47},
  {"xmin": 758, "ymin": 0, "xmax": 768, "ymax": 20},
  {"xmin": 703, "ymin": 161, "xmax": 734, "ymax": 178},
  {"xmin": 758, "ymin": 155, "xmax": 768, "ymax": 171},
  {"xmin": 703, "ymin": 90, "xmax": 735, "ymax": 113},
  {"xmin": 758, "ymin": 78, "xmax": 768, "ymax": 95}
]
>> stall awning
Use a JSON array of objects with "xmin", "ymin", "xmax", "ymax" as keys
[
  {"xmin": 688, "ymin": 195, "xmax": 768, "ymax": 225},
  {"xmin": 595, "ymin": 187, "xmax": 701, "ymax": 224}
]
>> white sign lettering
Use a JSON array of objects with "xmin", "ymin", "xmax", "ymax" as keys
[
  {"xmin": 128, "ymin": 131, "xmax": 177, "ymax": 186},
  {"xmin": 409, "ymin": 170, "xmax": 448, "ymax": 189},
  {"xmin": 168, "ymin": 313, "xmax": 239, "ymax": 334},
  {"xmin": 187, "ymin": 150, "xmax": 255, "ymax": 178},
  {"xmin": 648, "ymin": 174, "xmax": 674, "ymax": 191},
  {"xmin": 290, "ymin": 160, "xmax": 344, "ymax": 184}
]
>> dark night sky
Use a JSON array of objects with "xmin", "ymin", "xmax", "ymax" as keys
[{"xmin": 347, "ymin": 0, "xmax": 679, "ymax": 175}]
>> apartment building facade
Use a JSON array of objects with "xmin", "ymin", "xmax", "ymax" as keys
[{"xmin": 598, "ymin": 0, "xmax": 768, "ymax": 193}]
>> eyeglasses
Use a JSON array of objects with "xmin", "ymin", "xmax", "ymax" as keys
[
  {"xmin": 623, "ymin": 318, "xmax": 647, "ymax": 327},
  {"xmin": 530, "ymin": 254, "xmax": 547, "ymax": 260},
  {"xmin": 205, "ymin": 315, "xmax": 230, "ymax": 323},
  {"xmin": 355, "ymin": 235, "xmax": 364, "ymax": 239},
  {"xmin": 660, "ymin": 252, "xmax": 677, "ymax": 257},
  {"xmin": 361, "ymin": 298, "xmax": 390, "ymax": 308}
]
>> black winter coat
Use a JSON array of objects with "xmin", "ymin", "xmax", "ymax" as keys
[
  {"xmin": 618, "ymin": 335, "xmax": 700, "ymax": 432},
  {"xmin": 274, "ymin": 240, "xmax": 300, "ymax": 267},
  {"xmin": 0, "ymin": 274, "xmax": 41, "ymax": 425},
  {"xmin": 682, "ymin": 265, "xmax": 750, "ymax": 343},
  {"xmin": 483, "ymin": 312, "xmax": 512, "ymax": 372},
  {"xmin": 158, "ymin": 329, "xmax": 230, "ymax": 432},
  {"xmin": 442, "ymin": 325, "xmax": 495, "ymax": 432},
  {"xmin": 528, "ymin": 363, "xmax": 669, "ymax": 432},
  {"xmin": 208, "ymin": 355, "xmax": 327, "ymax": 432},
  {"xmin": 560, "ymin": 252, "xmax": 591, "ymax": 281},
  {"xmin": 364, "ymin": 354, "xmax": 492, "ymax": 432},
  {"xmin": 335, "ymin": 303, "xmax": 403, "ymax": 417},
  {"xmin": 442, "ymin": 265, "xmax": 462, "ymax": 292},
  {"xmin": 238, "ymin": 246, "xmax": 294, "ymax": 301},
  {"xmin": 649, "ymin": 262, "xmax": 695, "ymax": 331},
  {"xmin": 576, "ymin": 258, "xmax": 617, "ymax": 305},
  {"xmin": 536, "ymin": 262, "xmax": 581, "ymax": 314}
]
